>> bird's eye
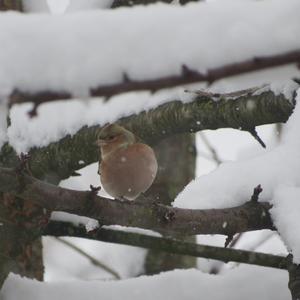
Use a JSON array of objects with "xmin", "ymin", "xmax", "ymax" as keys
[{"xmin": 107, "ymin": 135, "xmax": 115, "ymax": 140}]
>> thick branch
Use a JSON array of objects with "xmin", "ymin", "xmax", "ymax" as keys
[
  {"xmin": 0, "ymin": 167, "xmax": 274, "ymax": 236},
  {"xmin": 0, "ymin": 86, "xmax": 294, "ymax": 181},
  {"xmin": 44, "ymin": 221, "xmax": 287, "ymax": 270},
  {"xmin": 9, "ymin": 49, "xmax": 300, "ymax": 107},
  {"xmin": 288, "ymin": 262, "xmax": 300, "ymax": 299}
]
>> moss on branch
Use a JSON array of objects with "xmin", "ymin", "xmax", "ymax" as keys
[{"xmin": 0, "ymin": 88, "xmax": 295, "ymax": 181}]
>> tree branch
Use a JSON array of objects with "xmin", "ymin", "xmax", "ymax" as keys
[
  {"xmin": 0, "ymin": 85, "xmax": 294, "ymax": 181},
  {"xmin": 9, "ymin": 49, "xmax": 300, "ymax": 107},
  {"xmin": 288, "ymin": 261, "xmax": 300, "ymax": 299},
  {"xmin": 0, "ymin": 167, "xmax": 274, "ymax": 236},
  {"xmin": 44, "ymin": 221, "xmax": 287, "ymax": 270}
]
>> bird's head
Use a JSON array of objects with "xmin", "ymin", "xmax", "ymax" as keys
[{"xmin": 97, "ymin": 124, "xmax": 136, "ymax": 157}]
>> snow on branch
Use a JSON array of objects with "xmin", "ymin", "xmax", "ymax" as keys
[
  {"xmin": 174, "ymin": 89, "xmax": 300, "ymax": 258},
  {"xmin": 271, "ymin": 186, "xmax": 300, "ymax": 264},
  {"xmin": 0, "ymin": 167, "xmax": 274, "ymax": 236},
  {"xmin": 9, "ymin": 49, "xmax": 300, "ymax": 108},
  {"xmin": 0, "ymin": 0, "xmax": 300, "ymax": 106},
  {"xmin": 1, "ymin": 83, "xmax": 296, "ymax": 182}
]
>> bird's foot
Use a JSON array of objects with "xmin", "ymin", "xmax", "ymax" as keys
[{"xmin": 90, "ymin": 185, "xmax": 101, "ymax": 194}]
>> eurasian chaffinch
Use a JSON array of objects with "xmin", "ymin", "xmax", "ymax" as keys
[{"xmin": 97, "ymin": 124, "xmax": 157, "ymax": 200}]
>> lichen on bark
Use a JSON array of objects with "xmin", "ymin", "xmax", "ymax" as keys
[{"xmin": 0, "ymin": 88, "xmax": 294, "ymax": 183}]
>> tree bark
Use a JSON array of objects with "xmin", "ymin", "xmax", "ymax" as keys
[
  {"xmin": 288, "ymin": 262, "xmax": 300, "ymax": 300},
  {"xmin": 0, "ymin": 193, "xmax": 45, "ymax": 289},
  {"xmin": 0, "ymin": 167, "xmax": 274, "ymax": 236},
  {"xmin": 0, "ymin": 1, "xmax": 44, "ymax": 288},
  {"xmin": 145, "ymin": 133, "xmax": 197, "ymax": 274},
  {"xmin": 0, "ymin": 85, "xmax": 294, "ymax": 289},
  {"xmin": 0, "ymin": 0, "xmax": 22, "ymax": 11},
  {"xmin": 44, "ymin": 221, "xmax": 289, "ymax": 271},
  {"xmin": 0, "ymin": 87, "xmax": 294, "ymax": 183}
]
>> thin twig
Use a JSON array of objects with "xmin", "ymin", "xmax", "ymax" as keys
[
  {"xmin": 247, "ymin": 128, "xmax": 266, "ymax": 148},
  {"xmin": 54, "ymin": 237, "xmax": 121, "ymax": 280},
  {"xmin": 251, "ymin": 185, "xmax": 263, "ymax": 202},
  {"xmin": 198, "ymin": 132, "xmax": 222, "ymax": 165},
  {"xmin": 228, "ymin": 233, "xmax": 243, "ymax": 249},
  {"xmin": 44, "ymin": 221, "xmax": 290, "ymax": 270},
  {"xmin": 215, "ymin": 231, "xmax": 276, "ymax": 274}
]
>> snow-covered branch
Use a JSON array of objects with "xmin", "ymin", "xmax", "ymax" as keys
[
  {"xmin": 0, "ymin": 167, "xmax": 274, "ymax": 236},
  {"xmin": 1, "ymin": 84, "xmax": 295, "ymax": 183},
  {"xmin": 1, "ymin": 0, "xmax": 300, "ymax": 105},
  {"xmin": 10, "ymin": 49, "xmax": 300, "ymax": 108}
]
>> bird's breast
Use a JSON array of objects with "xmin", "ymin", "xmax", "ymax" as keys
[{"xmin": 100, "ymin": 143, "xmax": 158, "ymax": 200}]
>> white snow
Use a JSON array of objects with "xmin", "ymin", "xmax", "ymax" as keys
[
  {"xmin": 254, "ymin": 79, "xmax": 299, "ymax": 102},
  {"xmin": 103, "ymin": 225, "xmax": 162, "ymax": 237},
  {"xmin": 0, "ymin": 0, "xmax": 299, "ymax": 98},
  {"xmin": 51, "ymin": 211, "xmax": 97, "ymax": 226},
  {"xmin": 174, "ymin": 88, "xmax": 300, "ymax": 209},
  {"xmin": 1, "ymin": 1, "xmax": 299, "ymax": 298},
  {"xmin": 1, "ymin": 266, "xmax": 290, "ymax": 300},
  {"xmin": 85, "ymin": 219, "xmax": 100, "ymax": 232},
  {"xmin": 43, "ymin": 235, "xmax": 146, "ymax": 280},
  {"xmin": 271, "ymin": 186, "xmax": 300, "ymax": 264},
  {"xmin": 47, "ymin": 0, "xmax": 69, "ymax": 14}
]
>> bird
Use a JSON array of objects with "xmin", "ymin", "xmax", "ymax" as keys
[{"xmin": 97, "ymin": 124, "xmax": 158, "ymax": 200}]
